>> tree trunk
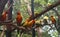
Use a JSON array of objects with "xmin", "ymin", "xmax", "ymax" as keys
[{"xmin": 6, "ymin": 0, "xmax": 13, "ymax": 37}]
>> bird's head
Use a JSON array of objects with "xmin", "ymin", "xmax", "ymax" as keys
[
  {"xmin": 2, "ymin": 10, "xmax": 8, "ymax": 15},
  {"xmin": 51, "ymin": 15, "xmax": 53, "ymax": 17},
  {"xmin": 4, "ymin": 11, "xmax": 7, "ymax": 14},
  {"xmin": 17, "ymin": 11, "xmax": 21, "ymax": 15}
]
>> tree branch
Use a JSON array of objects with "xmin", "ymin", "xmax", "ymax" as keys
[{"xmin": 33, "ymin": 0, "xmax": 60, "ymax": 19}]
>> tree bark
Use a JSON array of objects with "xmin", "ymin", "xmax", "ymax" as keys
[{"xmin": 6, "ymin": 0, "xmax": 13, "ymax": 37}]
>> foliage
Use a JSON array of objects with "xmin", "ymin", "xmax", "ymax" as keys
[{"xmin": 0, "ymin": 0, "xmax": 60, "ymax": 37}]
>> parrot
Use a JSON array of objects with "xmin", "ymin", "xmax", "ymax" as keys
[
  {"xmin": 16, "ymin": 11, "xmax": 22, "ymax": 34},
  {"xmin": 0, "ymin": 10, "xmax": 7, "ymax": 37},
  {"xmin": 23, "ymin": 18, "xmax": 35, "ymax": 28},
  {"xmin": 50, "ymin": 16, "xmax": 56, "ymax": 24},
  {"xmin": 1, "ymin": 11, "xmax": 7, "ymax": 21},
  {"xmin": 23, "ymin": 18, "xmax": 30, "ymax": 27},
  {"xmin": 28, "ymin": 19, "xmax": 35, "ymax": 28}
]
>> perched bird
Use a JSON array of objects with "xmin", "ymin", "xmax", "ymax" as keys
[
  {"xmin": 43, "ymin": 16, "xmax": 49, "ymax": 25},
  {"xmin": 0, "ymin": 10, "xmax": 7, "ymax": 37},
  {"xmin": 16, "ymin": 11, "xmax": 22, "ymax": 26},
  {"xmin": 23, "ymin": 18, "xmax": 30, "ymax": 27},
  {"xmin": 50, "ymin": 16, "xmax": 56, "ymax": 24},
  {"xmin": 1, "ymin": 10, "xmax": 7, "ymax": 21},
  {"xmin": 23, "ymin": 15, "xmax": 31, "ymax": 27},
  {"xmin": 16, "ymin": 11, "xmax": 22, "ymax": 34},
  {"xmin": 28, "ymin": 19, "xmax": 35, "ymax": 28},
  {"xmin": 23, "ymin": 18, "xmax": 35, "ymax": 28}
]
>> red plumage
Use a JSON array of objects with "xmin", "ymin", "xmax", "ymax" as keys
[
  {"xmin": 1, "ymin": 11, "xmax": 7, "ymax": 21},
  {"xmin": 16, "ymin": 11, "xmax": 22, "ymax": 34},
  {"xmin": 50, "ymin": 16, "xmax": 56, "ymax": 24},
  {"xmin": 16, "ymin": 12, "xmax": 22, "ymax": 24}
]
